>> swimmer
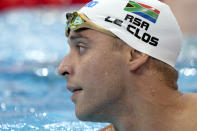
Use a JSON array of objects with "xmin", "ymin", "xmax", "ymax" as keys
[{"xmin": 58, "ymin": 0, "xmax": 197, "ymax": 130}]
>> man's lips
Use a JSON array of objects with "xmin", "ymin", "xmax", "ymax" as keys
[
  {"xmin": 66, "ymin": 85, "xmax": 83, "ymax": 93},
  {"xmin": 66, "ymin": 85, "xmax": 83, "ymax": 102}
]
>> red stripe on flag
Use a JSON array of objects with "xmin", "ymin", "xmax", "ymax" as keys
[{"xmin": 137, "ymin": 3, "xmax": 160, "ymax": 14}]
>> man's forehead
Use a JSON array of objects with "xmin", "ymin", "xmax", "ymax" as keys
[{"xmin": 68, "ymin": 28, "xmax": 109, "ymax": 41}]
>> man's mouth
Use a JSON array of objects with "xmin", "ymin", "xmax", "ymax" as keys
[
  {"xmin": 66, "ymin": 86, "xmax": 83, "ymax": 102},
  {"xmin": 72, "ymin": 87, "xmax": 83, "ymax": 93},
  {"xmin": 67, "ymin": 86, "xmax": 83, "ymax": 93}
]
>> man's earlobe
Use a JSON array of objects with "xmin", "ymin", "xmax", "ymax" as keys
[{"xmin": 128, "ymin": 50, "xmax": 149, "ymax": 71}]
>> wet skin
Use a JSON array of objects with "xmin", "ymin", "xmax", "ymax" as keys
[
  {"xmin": 58, "ymin": 29, "xmax": 197, "ymax": 131},
  {"xmin": 58, "ymin": 29, "xmax": 130, "ymax": 122}
]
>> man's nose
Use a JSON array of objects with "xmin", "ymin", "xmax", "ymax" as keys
[{"xmin": 58, "ymin": 57, "xmax": 73, "ymax": 78}]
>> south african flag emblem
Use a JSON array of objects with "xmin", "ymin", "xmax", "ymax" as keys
[{"xmin": 124, "ymin": 1, "xmax": 160, "ymax": 23}]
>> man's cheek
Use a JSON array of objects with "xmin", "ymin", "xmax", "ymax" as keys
[{"xmin": 78, "ymin": 57, "xmax": 103, "ymax": 75}]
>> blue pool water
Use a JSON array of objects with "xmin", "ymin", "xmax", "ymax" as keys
[{"xmin": 0, "ymin": 8, "xmax": 197, "ymax": 130}]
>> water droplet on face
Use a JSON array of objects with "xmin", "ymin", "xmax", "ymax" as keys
[
  {"xmin": 104, "ymin": 72, "xmax": 109, "ymax": 76},
  {"xmin": 149, "ymin": 86, "xmax": 156, "ymax": 96},
  {"xmin": 151, "ymin": 90, "xmax": 156, "ymax": 96}
]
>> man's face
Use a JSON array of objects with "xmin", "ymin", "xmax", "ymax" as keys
[{"xmin": 58, "ymin": 29, "xmax": 128, "ymax": 122}]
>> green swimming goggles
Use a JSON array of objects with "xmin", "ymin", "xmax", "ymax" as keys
[{"xmin": 65, "ymin": 11, "xmax": 116, "ymax": 37}]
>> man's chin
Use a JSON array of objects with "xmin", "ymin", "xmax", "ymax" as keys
[
  {"xmin": 74, "ymin": 100, "xmax": 110, "ymax": 122},
  {"xmin": 75, "ymin": 109, "xmax": 93, "ymax": 121},
  {"xmin": 75, "ymin": 108, "xmax": 97, "ymax": 122},
  {"xmin": 75, "ymin": 108, "xmax": 108, "ymax": 122}
]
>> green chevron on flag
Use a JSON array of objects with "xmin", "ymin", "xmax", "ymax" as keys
[{"xmin": 124, "ymin": 1, "xmax": 160, "ymax": 23}]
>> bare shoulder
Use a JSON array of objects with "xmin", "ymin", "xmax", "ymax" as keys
[
  {"xmin": 99, "ymin": 124, "xmax": 115, "ymax": 131},
  {"xmin": 183, "ymin": 93, "xmax": 197, "ymax": 108},
  {"xmin": 184, "ymin": 93, "xmax": 197, "ymax": 100}
]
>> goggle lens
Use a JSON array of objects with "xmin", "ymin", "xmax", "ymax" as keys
[{"xmin": 66, "ymin": 12, "xmax": 85, "ymax": 32}]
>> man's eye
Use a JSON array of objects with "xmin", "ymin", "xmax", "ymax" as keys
[{"xmin": 76, "ymin": 44, "xmax": 86, "ymax": 53}]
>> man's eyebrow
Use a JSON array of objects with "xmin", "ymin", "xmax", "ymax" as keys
[
  {"xmin": 67, "ymin": 27, "xmax": 89, "ymax": 38},
  {"xmin": 69, "ymin": 34, "xmax": 89, "ymax": 42}
]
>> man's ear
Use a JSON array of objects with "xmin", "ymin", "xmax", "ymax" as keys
[{"xmin": 128, "ymin": 49, "xmax": 149, "ymax": 71}]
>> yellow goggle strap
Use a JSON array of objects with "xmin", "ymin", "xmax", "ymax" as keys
[{"xmin": 65, "ymin": 12, "xmax": 116, "ymax": 37}]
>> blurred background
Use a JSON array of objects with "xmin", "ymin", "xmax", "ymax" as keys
[{"xmin": 0, "ymin": 0, "xmax": 196, "ymax": 130}]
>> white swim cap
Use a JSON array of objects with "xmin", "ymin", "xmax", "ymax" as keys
[{"xmin": 78, "ymin": 0, "xmax": 182, "ymax": 67}]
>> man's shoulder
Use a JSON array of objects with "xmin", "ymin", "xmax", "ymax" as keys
[
  {"xmin": 99, "ymin": 124, "xmax": 115, "ymax": 131},
  {"xmin": 184, "ymin": 93, "xmax": 197, "ymax": 102}
]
